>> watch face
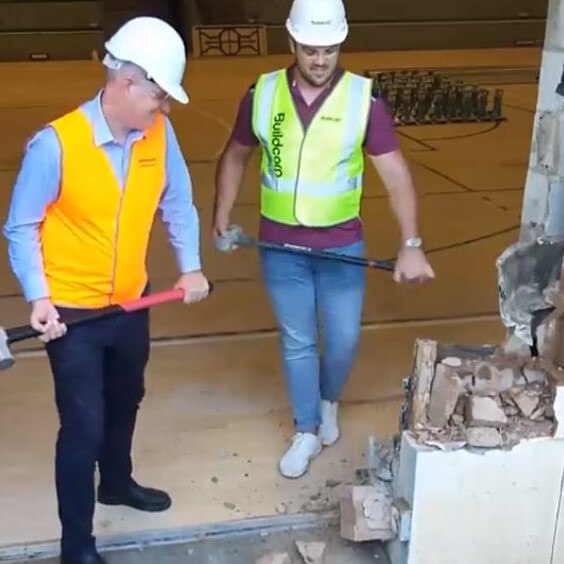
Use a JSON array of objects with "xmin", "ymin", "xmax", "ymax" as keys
[{"xmin": 405, "ymin": 237, "xmax": 422, "ymax": 248}]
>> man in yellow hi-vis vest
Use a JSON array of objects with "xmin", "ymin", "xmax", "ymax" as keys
[
  {"xmin": 3, "ymin": 17, "xmax": 209, "ymax": 564},
  {"xmin": 213, "ymin": 0, "xmax": 434, "ymax": 479}
]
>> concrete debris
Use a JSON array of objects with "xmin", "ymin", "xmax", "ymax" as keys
[
  {"xmin": 531, "ymin": 405, "xmax": 547, "ymax": 420},
  {"xmin": 471, "ymin": 364, "xmax": 515, "ymax": 396},
  {"xmin": 326, "ymin": 479, "xmax": 342, "ymax": 489},
  {"xmin": 502, "ymin": 333, "xmax": 532, "ymax": 359},
  {"xmin": 453, "ymin": 396, "xmax": 466, "ymax": 416},
  {"xmin": 523, "ymin": 368, "xmax": 547, "ymax": 385},
  {"xmin": 359, "ymin": 436, "xmax": 397, "ymax": 484},
  {"xmin": 442, "ymin": 356, "xmax": 463, "ymax": 367},
  {"xmin": 375, "ymin": 464, "xmax": 393, "ymax": 482},
  {"xmin": 428, "ymin": 364, "xmax": 464, "ymax": 427},
  {"xmin": 466, "ymin": 427, "xmax": 502, "ymax": 448},
  {"xmin": 405, "ymin": 343, "xmax": 557, "ymax": 449},
  {"xmin": 425, "ymin": 439, "xmax": 467, "ymax": 451},
  {"xmin": 256, "ymin": 553, "xmax": 292, "ymax": 564},
  {"xmin": 451, "ymin": 414, "xmax": 464, "ymax": 426},
  {"xmin": 340, "ymin": 483, "xmax": 396, "ymax": 542},
  {"xmin": 295, "ymin": 540, "xmax": 327, "ymax": 564},
  {"xmin": 466, "ymin": 397, "xmax": 508, "ymax": 427},
  {"xmin": 515, "ymin": 375, "xmax": 527, "ymax": 386},
  {"xmin": 511, "ymin": 389, "xmax": 540, "ymax": 417}
]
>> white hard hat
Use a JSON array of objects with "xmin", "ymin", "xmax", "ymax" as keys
[
  {"xmin": 104, "ymin": 16, "xmax": 189, "ymax": 104},
  {"xmin": 286, "ymin": 0, "xmax": 348, "ymax": 47}
]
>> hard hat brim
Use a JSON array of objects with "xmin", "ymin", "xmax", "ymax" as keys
[{"xmin": 163, "ymin": 82, "xmax": 189, "ymax": 104}]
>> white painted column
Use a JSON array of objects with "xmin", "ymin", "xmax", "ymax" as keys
[{"xmin": 520, "ymin": 0, "xmax": 564, "ymax": 241}]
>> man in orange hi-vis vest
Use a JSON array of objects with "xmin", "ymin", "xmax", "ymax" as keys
[{"xmin": 3, "ymin": 17, "xmax": 209, "ymax": 564}]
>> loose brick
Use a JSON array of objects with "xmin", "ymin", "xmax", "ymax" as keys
[
  {"xmin": 466, "ymin": 427, "xmax": 502, "ymax": 448},
  {"xmin": 466, "ymin": 396, "xmax": 508, "ymax": 427},
  {"xmin": 428, "ymin": 364, "xmax": 464, "ymax": 427},
  {"xmin": 340, "ymin": 483, "xmax": 395, "ymax": 542},
  {"xmin": 510, "ymin": 389, "xmax": 540, "ymax": 418},
  {"xmin": 473, "ymin": 364, "xmax": 516, "ymax": 396},
  {"xmin": 295, "ymin": 541, "xmax": 326, "ymax": 564}
]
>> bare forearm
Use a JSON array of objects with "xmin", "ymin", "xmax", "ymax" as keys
[
  {"xmin": 214, "ymin": 142, "xmax": 252, "ymax": 218},
  {"xmin": 387, "ymin": 172, "xmax": 419, "ymax": 241},
  {"xmin": 370, "ymin": 152, "xmax": 434, "ymax": 282},
  {"xmin": 370, "ymin": 151, "xmax": 419, "ymax": 242}
]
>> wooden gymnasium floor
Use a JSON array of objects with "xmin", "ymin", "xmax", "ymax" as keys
[{"xmin": 0, "ymin": 47, "xmax": 540, "ymax": 557}]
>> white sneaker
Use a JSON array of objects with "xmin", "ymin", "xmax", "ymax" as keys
[
  {"xmin": 279, "ymin": 432, "xmax": 322, "ymax": 478},
  {"xmin": 319, "ymin": 400, "xmax": 340, "ymax": 446}
]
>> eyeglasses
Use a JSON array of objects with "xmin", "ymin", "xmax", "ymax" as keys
[
  {"xmin": 131, "ymin": 75, "xmax": 170, "ymax": 102},
  {"xmin": 146, "ymin": 77, "xmax": 170, "ymax": 102}
]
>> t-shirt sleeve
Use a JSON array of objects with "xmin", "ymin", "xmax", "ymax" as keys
[
  {"xmin": 363, "ymin": 96, "xmax": 400, "ymax": 156},
  {"xmin": 228, "ymin": 87, "xmax": 259, "ymax": 147}
]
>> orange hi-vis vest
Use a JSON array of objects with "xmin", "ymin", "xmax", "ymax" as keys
[{"xmin": 40, "ymin": 109, "xmax": 166, "ymax": 308}]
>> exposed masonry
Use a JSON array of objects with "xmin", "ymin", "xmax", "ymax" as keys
[
  {"xmin": 404, "ymin": 341, "xmax": 556, "ymax": 450},
  {"xmin": 340, "ymin": 339, "xmax": 561, "ymax": 546}
]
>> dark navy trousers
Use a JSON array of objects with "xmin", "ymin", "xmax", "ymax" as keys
[{"xmin": 45, "ymin": 305, "xmax": 150, "ymax": 558}]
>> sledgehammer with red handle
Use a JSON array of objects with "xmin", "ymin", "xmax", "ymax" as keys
[{"xmin": 0, "ymin": 284, "xmax": 213, "ymax": 371}]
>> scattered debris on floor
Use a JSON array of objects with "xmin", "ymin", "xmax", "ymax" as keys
[
  {"xmin": 257, "ymin": 552, "xmax": 292, "ymax": 564},
  {"xmin": 405, "ymin": 340, "xmax": 556, "ymax": 450},
  {"xmin": 294, "ymin": 540, "xmax": 327, "ymax": 563},
  {"xmin": 16, "ymin": 523, "xmax": 386, "ymax": 564}
]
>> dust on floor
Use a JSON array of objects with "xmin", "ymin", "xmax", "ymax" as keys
[{"xmin": 12, "ymin": 524, "xmax": 388, "ymax": 563}]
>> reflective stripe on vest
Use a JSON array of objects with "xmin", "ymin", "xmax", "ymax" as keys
[
  {"xmin": 41, "ymin": 109, "xmax": 166, "ymax": 308},
  {"xmin": 251, "ymin": 69, "xmax": 373, "ymax": 227}
]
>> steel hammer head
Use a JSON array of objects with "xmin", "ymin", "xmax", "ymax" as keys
[
  {"xmin": 0, "ymin": 327, "xmax": 14, "ymax": 371},
  {"xmin": 214, "ymin": 224, "xmax": 245, "ymax": 253}
]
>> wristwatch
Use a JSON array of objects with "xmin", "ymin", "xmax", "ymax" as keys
[{"xmin": 403, "ymin": 237, "xmax": 423, "ymax": 249}]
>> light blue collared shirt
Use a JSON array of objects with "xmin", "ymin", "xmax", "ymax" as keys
[{"xmin": 3, "ymin": 92, "xmax": 201, "ymax": 302}]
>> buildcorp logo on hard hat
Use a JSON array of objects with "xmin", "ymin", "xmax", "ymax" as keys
[
  {"xmin": 311, "ymin": 20, "xmax": 332, "ymax": 25},
  {"xmin": 271, "ymin": 112, "xmax": 286, "ymax": 178}
]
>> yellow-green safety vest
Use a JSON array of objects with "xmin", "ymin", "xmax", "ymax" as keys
[{"xmin": 251, "ymin": 68, "xmax": 373, "ymax": 227}]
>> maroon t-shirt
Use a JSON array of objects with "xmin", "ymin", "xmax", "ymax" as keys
[{"xmin": 229, "ymin": 66, "xmax": 399, "ymax": 249}]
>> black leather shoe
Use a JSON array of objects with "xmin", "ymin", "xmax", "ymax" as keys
[
  {"xmin": 60, "ymin": 551, "xmax": 106, "ymax": 563},
  {"xmin": 97, "ymin": 480, "xmax": 171, "ymax": 512}
]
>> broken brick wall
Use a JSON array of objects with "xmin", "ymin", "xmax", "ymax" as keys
[{"xmin": 404, "ymin": 340, "xmax": 556, "ymax": 449}]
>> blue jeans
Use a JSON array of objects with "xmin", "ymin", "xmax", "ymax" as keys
[{"xmin": 259, "ymin": 240, "xmax": 366, "ymax": 432}]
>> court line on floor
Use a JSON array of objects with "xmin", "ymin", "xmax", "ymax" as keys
[
  {"xmin": 397, "ymin": 130, "xmax": 436, "ymax": 151},
  {"xmin": 505, "ymin": 103, "xmax": 535, "ymax": 114},
  {"xmin": 148, "ymin": 312, "xmax": 503, "ymax": 348},
  {"xmin": 8, "ymin": 312, "xmax": 503, "ymax": 362},
  {"xmin": 188, "ymin": 106, "xmax": 232, "ymax": 160},
  {"xmin": 420, "ymin": 224, "xmax": 518, "ymax": 257},
  {"xmin": 0, "ymin": 223, "xmax": 519, "ymax": 301},
  {"xmin": 0, "ymin": 218, "xmax": 516, "ymax": 303},
  {"xmin": 399, "ymin": 121, "xmax": 502, "ymax": 145},
  {"xmin": 407, "ymin": 159, "xmax": 475, "ymax": 193},
  {"xmin": 196, "ymin": 187, "xmax": 523, "ymax": 210},
  {"xmin": 409, "ymin": 158, "xmax": 522, "ymax": 212},
  {"xmin": 418, "ymin": 121, "xmax": 501, "ymax": 141}
]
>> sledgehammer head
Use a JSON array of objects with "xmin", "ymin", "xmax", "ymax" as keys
[
  {"xmin": 0, "ymin": 327, "xmax": 14, "ymax": 371},
  {"xmin": 214, "ymin": 224, "xmax": 246, "ymax": 253}
]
